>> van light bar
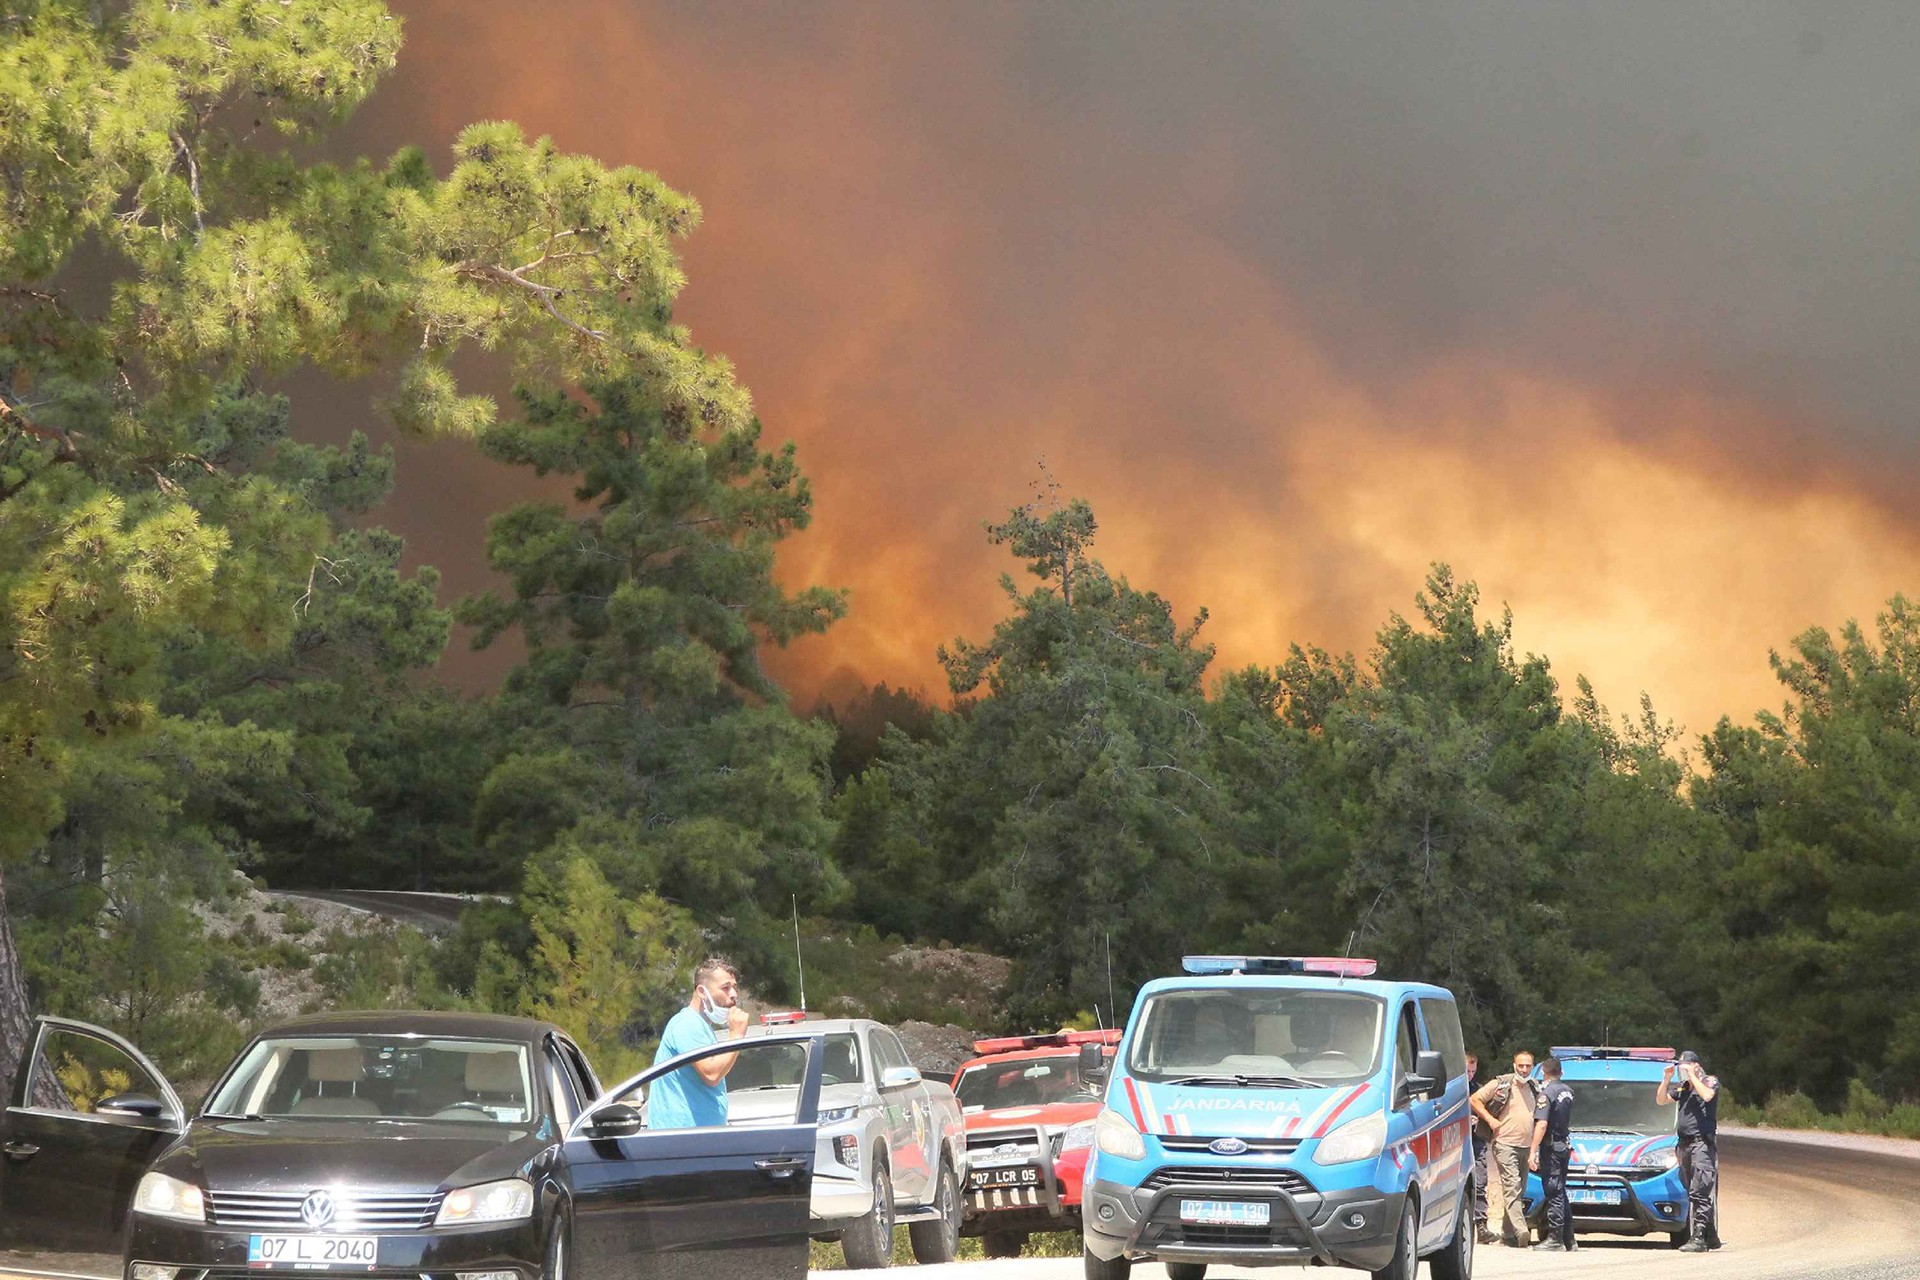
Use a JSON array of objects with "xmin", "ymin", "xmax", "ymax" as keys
[
  {"xmin": 1550, "ymin": 1045, "xmax": 1675, "ymax": 1061},
  {"xmin": 1181, "ymin": 955, "xmax": 1379, "ymax": 978},
  {"xmin": 972, "ymin": 1029, "xmax": 1123, "ymax": 1055},
  {"xmin": 759, "ymin": 1010, "xmax": 809, "ymax": 1025}
]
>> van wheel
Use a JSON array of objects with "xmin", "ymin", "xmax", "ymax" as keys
[
  {"xmin": 1082, "ymin": 1245, "xmax": 1132, "ymax": 1280},
  {"xmin": 908, "ymin": 1162, "xmax": 961, "ymax": 1264},
  {"xmin": 1429, "ymin": 1195, "xmax": 1473, "ymax": 1280},
  {"xmin": 983, "ymin": 1230, "xmax": 1027, "ymax": 1258},
  {"xmin": 1166, "ymin": 1265, "xmax": 1208, "ymax": 1280},
  {"xmin": 1371, "ymin": 1199, "xmax": 1416, "ymax": 1280},
  {"xmin": 841, "ymin": 1161, "xmax": 894, "ymax": 1270}
]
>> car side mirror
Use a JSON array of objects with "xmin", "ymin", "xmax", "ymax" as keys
[
  {"xmin": 96, "ymin": 1093, "xmax": 166, "ymax": 1120},
  {"xmin": 580, "ymin": 1102, "xmax": 644, "ymax": 1140},
  {"xmin": 879, "ymin": 1066, "xmax": 922, "ymax": 1089},
  {"xmin": 1400, "ymin": 1050, "xmax": 1448, "ymax": 1103},
  {"xmin": 1077, "ymin": 1043, "xmax": 1107, "ymax": 1082}
]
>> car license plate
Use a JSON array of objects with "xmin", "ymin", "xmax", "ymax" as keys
[
  {"xmin": 1569, "ymin": 1188, "xmax": 1624, "ymax": 1206},
  {"xmin": 1179, "ymin": 1199, "xmax": 1271, "ymax": 1226},
  {"xmin": 970, "ymin": 1166, "xmax": 1040, "ymax": 1189},
  {"xmin": 247, "ymin": 1234, "xmax": 379, "ymax": 1270}
]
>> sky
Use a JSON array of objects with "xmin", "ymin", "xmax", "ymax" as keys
[{"xmin": 330, "ymin": 1, "xmax": 1920, "ymax": 737}]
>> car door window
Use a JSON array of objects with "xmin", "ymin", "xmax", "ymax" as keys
[
  {"xmin": 23, "ymin": 1024, "xmax": 176, "ymax": 1120},
  {"xmin": 1417, "ymin": 998, "xmax": 1468, "ymax": 1080},
  {"xmin": 871, "ymin": 1030, "xmax": 909, "ymax": 1082},
  {"xmin": 1391, "ymin": 1003, "xmax": 1421, "ymax": 1103},
  {"xmin": 558, "ymin": 1039, "xmax": 600, "ymax": 1101},
  {"xmin": 545, "ymin": 1046, "xmax": 583, "ymax": 1125},
  {"xmin": 590, "ymin": 1038, "xmax": 821, "ymax": 1132}
]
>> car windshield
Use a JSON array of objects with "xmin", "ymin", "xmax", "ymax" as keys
[
  {"xmin": 729, "ymin": 1034, "xmax": 863, "ymax": 1089},
  {"xmin": 1564, "ymin": 1078, "xmax": 1676, "ymax": 1135},
  {"xmin": 956, "ymin": 1056, "xmax": 1103, "ymax": 1110},
  {"xmin": 1128, "ymin": 988, "xmax": 1384, "ymax": 1085},
  {"xmin": 206, "ymin": 1036, "xmax": 535, "ymax": 1124}
]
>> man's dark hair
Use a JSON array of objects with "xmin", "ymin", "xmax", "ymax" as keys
[
  {"xmin": 694, "ymin": 956, "xmax": 740, "ymax": 988},
  {"xmin": 1540, "ymin": 1058, "xmax": 1563, "ymax": 1080}
]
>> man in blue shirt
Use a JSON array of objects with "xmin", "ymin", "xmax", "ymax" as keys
[{"xmin": 648, "ymin": 957, "xmax": 748, "ymax": 1129}]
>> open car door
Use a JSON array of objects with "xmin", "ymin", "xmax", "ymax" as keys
[
  {"xmin": 563, "ymin": 1031, "xmax": 824, "ymax": 1280},
  {"xmin": 1, "ymin": 1016, "xmax": 185, "ymax": 1254}
]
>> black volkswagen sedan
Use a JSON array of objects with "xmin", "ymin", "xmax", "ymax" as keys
[{"xmin": 0, "ymin": 1011, "xmax": 826, "ymax": 1279}]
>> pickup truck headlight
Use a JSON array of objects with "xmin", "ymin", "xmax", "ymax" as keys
[
  {"xmin": 1060, "ymin": 1120, "xmax": 1097, "ymax": 1152},
  {"xmin": 435, "ymin": 1178, "xmax": 534, "ymax": 1226},
  {"xmin": 1313, "ymin": 1111, "xmax": 1386, "ymax": 1166},
  {"xmin": 818, "ymin": 1105, "xmax": 860, "ymax": 1125},
  {"xmin": 1638, "ymin": 1147, "xmax": 1679, "ymax": 1171},
  {"xmin": 1094, "ymin": 1109, "xmax": 1145, "ymax": 1160},
  {"xmin": 133, "ymin": 1172, "xmax": 206, "ymax": 1223}
]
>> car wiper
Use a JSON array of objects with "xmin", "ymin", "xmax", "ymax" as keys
[
  {"xmin": 205, "ymin": 1112, "xmax": 266, "ymax": 1121},
  {"xmin": 1162, "ymin": 1074, "xmax": 1318, "ymax": 1089}
]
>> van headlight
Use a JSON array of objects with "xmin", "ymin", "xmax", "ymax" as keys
[
  {"xmin": 1313, "ymin": 1111, "xmax": 1386, "ymax": 1166},
  {"xmin": 1638, "ymin": 1147, "xmax": 1679, "ymax": 1171},
  {"xmin": 133, "ymin": 1172, "xmax": 206, "ymax": 1223},
  {"xmin": 435, "ymin": 1178, "xmax": 534, "ymax": 1226},
  {"xmin": 1094, "ymin": 1109, "xmax": 1145, "ymax": 1160},
  {"xmin": 1060, "ymin": 1119, "xmax": 1097, "ymax": 1152}
]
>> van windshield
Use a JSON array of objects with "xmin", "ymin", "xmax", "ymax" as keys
[
  {"xmin": 1563, "ymin": 1078, "xmax": 1675, "ymax": 1135},
  {"xmin": 1128, "ymin": 989, "xmax": 1384, "ymax": 1086}
]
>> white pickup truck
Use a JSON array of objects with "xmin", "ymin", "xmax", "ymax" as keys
[{"xmin": 729, "ymin": 1015, "xmax": 969, "ymax": 1269}]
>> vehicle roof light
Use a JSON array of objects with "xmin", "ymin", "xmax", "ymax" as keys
[
  {"xmin": 1551, "ymin": 1045, "xmax": 1675, "ymax": 1061},
  {"xmin": 1180, "ymin": 955, "xmax": 1378, "ymax": 978},
  {"xmin": 971, "ymin": 1029, "xmax": 1123, "ymax": 1055},
  {"xmin": 759, "ymin": 1010, "xmax": 809, "ymax": 1026}
]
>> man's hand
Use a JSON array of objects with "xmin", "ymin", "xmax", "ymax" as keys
[
  {"xmin": 727, "ymin": 1006, "xmax": 750, "ymax": 1037},
  {"xmin": 1528, "ymin": 1148, "xmax": 1540, "ymax": 1172}
]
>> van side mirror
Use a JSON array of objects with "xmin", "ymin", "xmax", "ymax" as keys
[
  {"xmin": 1077, "ymin": 1043, "xmax": 1106, "ymax": 1082},
  {"xmin": 581, "ymin": 1102, "xmax": 644, "ymax": 1140},
  {"xmin": 1401, "ymin": 1049, "xmax": 1448, "ymax": 1102}
]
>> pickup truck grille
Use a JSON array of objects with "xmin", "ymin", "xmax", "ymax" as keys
[
  {"xmin": 968, "ymin": 1127, "xmax": 1042, "ymax": 1163},
  {"xmin": 206, "ymin": 1189, "xmax": 443, "ymax": 1231},
  {"xmin": 1140, "ymin": 1166, "xmax": 1315, "ymax": 1196}
]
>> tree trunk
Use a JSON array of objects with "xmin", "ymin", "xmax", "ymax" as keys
[{"xmin": 0, "ymin": 860, "xmax": 34, "ymax": 1106}]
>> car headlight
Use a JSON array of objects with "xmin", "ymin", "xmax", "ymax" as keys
[
  {"xmin": 1094, "ymin": 1109, "xmax": 1145, "ymax": 1160},
  {"xmin": 1638, "ymin": 1147, "xmax": 1679, "ymax": 1171},
  {"xmin": 819, "ymin": 1105, "xmax": 860, "ymax": 1125},
  {"xmin": 133, "ymin": 1172, "xmax": 206, "ymax": 1223},
  {"xmin": 1314, "ymin": 1111, "xmax": 1387, "ymax": 1166},
  {"xmin": 435, "ymin": 1178, "xmax": 534, "ymax": 1226},
  {"xmin": 1060, "ymin": 1120, "xmax": 1097, "ymax": 1152}
]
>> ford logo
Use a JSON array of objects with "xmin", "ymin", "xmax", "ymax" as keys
[
  {"xmin": 1209, "ymin": 1137, "xmax": 1250, "ymax": 1156},
  {"xmin": 300, "ymin": 1190, "xmax": 337, "ymax": 1228}
]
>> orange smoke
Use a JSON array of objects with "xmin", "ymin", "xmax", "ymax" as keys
[{"xmin": 347, "ymin": 1, "xmax": 1920, "ymax": 740}]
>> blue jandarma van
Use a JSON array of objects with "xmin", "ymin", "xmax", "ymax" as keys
[{"xmin": 1082, "ymin": 956, "xmax": 1474, "ymax": 1280}]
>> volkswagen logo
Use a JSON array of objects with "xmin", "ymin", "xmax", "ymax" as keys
[
  {"xmin": 1209, "ymin": 1137, "xmax": 1250, "ymax": 1156},
  {"xmin": 300, "ymin": 1190, "xmax": 337, "ymax": 1229}
]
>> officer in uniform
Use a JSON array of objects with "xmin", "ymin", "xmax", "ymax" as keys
[
  {"xmin": 1530, "ymin": 1057, "xmax": 1577, "ymax": 1252},
  {"xmin": 1658, "ymin": 1049, "xmax": 1721, "ymax": 1252}
]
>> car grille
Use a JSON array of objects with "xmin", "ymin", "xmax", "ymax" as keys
[
  {"xmin": 1140, "ymin": 1166, "xmax": 1315, "ymax": 1196},
  {"xmin": 1141, "ymin": 1219, "xmax": 1312, "ymax": 1250},
  {"xmin": 206, "ymin": 1189, "xmax": 444, "ymax": 1231},
  {"xmin": 968, "ymin": 1127, "xmax": 1042, "ymax": 1163},
  {"xmin": 1160, "ymin": 1136, "xmax": 1302, "ymax": 1157}
]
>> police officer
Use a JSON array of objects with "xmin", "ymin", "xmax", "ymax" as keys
[
  {"xmin": 1530, "ymin": 1057, "xmax": 1577, "ymax": 1252},
  {"xmin": 1658, "ymin": 1050, "xmax": 1721, "ymax": 1252},
  {"xmin": 1466, "ymin": 1053, "xmax": 1493, "ymax": 1244}
]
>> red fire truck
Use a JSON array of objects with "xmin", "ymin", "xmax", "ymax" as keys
[{"xmin": 951, "ymin": 1029, "xmax": 1121, "ymax": 1257}]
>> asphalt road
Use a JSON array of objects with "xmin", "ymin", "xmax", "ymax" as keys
[
  {"xmin": 4, "ymin": 1130, "xmax": 1915, "ymax": 1280},
  {"xmin": 826, "ymin": 1130, "xmax": 1920, "ymax": 1280}
]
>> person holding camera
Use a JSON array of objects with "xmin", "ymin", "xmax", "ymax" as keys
[
  {"xmin": 1470, "ymin": 1049, "xmax": 1540, "ymax": 1247},
  {"xmin": 1656, "ymin": 1049, "xmax": 1721, "ymax": 1252},
  {"xmin": 1529, "ymin": 1057, "xmax": 1577, "ymax": 1252}
]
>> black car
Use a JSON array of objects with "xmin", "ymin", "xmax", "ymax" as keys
[{"xmin": 0, "ymin": 1011, "xmax": 826, "ymax": 1279}]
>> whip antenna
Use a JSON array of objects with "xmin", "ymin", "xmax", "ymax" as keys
[{"xmin": 793, "ymin": 896, "xmax": 807, "ymax": 1013}]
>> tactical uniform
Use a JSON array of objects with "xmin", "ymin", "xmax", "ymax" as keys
[
  {"xmin": 1532, "ymin": 1078, "xmax": 1577, "ymax": 1251},
  {"xmin": 1671, "ymin": 1064, "xmax": 1721, "ymax": 1250}
]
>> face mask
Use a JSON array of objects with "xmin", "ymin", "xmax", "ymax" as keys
[{"xmin": 700, "ymin": 989, "xmax": 731, "ymax": 1028}]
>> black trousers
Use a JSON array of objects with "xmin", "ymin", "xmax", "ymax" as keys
[
  {"xmin": 1471, "ymin": 1133, "xmax": 1489, "ymax": 1228},
  {"xmin": 1540, "ymin": 1144, "xmax": 1573, "ymax": 1249},
  {"xmin": 1679, "ymin": 1135, "xmax": 1719, "ymax": 1244}
]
